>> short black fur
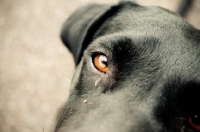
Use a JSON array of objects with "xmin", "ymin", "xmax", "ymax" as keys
[{"xmin": 56, "ymin": 1, "xmax": 200, "ymax": 132}]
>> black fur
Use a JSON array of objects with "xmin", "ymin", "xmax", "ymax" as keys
[
  {"xmin": 56, "ymin": 1, "xmax": 200, "ymax": 132},
  {"xmin": 178, "ymin": 0, "xmax": 193, "ymax": 17}
]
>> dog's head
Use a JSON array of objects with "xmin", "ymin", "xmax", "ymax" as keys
[{"xmin": 55, "ymin": 1, "xmax": 200, "ymax": 132}]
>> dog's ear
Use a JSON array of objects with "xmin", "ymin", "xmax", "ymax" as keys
[{"xmin": 61, "ymin": 3, "xmax": 121, "ymax": 66}]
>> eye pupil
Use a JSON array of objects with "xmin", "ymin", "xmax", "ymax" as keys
[
  {"xmin": 99, "ymin": 55, "xmax": 108, "ymax": 68},
  {"xmin": 93, "ymin": 54, "xmax": 108, "ymax": 73}
]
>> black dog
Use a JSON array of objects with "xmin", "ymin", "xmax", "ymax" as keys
[{"xmin": 55, "ymin": 1, "xmax": 200, "ymax": 132}]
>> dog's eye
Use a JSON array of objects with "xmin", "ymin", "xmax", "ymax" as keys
[
  {"xmin": 188, "ymin": 114, "xmax": 200, "ymax": 131},
  {"xmin": 93, "ymin": 54, "xmax": 108, "ymax": 73}
]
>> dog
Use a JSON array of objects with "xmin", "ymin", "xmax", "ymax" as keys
[{"xmin": 55, "ymin": 1, "xmax": 200, "ymax": 132}]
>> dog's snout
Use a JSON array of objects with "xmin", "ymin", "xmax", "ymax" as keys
[
  {"xmin": 57, "ymin": 104, "xmax": 162, "ymax": 132},
  {"xmin": 56, "ymin": 89, "xmax": 163, "ymax": 132}
]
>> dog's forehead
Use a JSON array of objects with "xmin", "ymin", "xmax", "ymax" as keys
[
  {"xmin": 88, "ymin": 31, "xmax": 200, "ymax": 82},
  {"xmin": 95, "ymin": 4, "xmax": 196, "ymax": 39},
  {"xmin": 90, "ymin": 5, "xmax": 200, "ymax": 77}
]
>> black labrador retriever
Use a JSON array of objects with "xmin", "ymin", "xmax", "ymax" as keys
[{"xmin": 55, "ymin": 1, "xmax": 200, "ymax": 132}]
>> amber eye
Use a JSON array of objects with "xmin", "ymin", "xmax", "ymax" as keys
[
  {"xmin": 93, "ymin": 54, "xmax": 108, "ymax": 73},
  {"xmin": 188, "ymin": 114, "xmax": 200, "ymax": 131}
]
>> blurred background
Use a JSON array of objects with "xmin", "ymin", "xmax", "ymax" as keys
[{"xmin": 0, "ymin": 0, "xmax": 199, "ymax": 132}]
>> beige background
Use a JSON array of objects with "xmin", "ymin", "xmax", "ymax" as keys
[{"xmin": 0, "ymin": 0, "xmax": 199, "ymax": 132}]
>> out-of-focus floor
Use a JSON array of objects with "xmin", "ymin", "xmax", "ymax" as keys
[{"xmin": 0, "ymin": 0, "xmax": 199, "ymax": 132}]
